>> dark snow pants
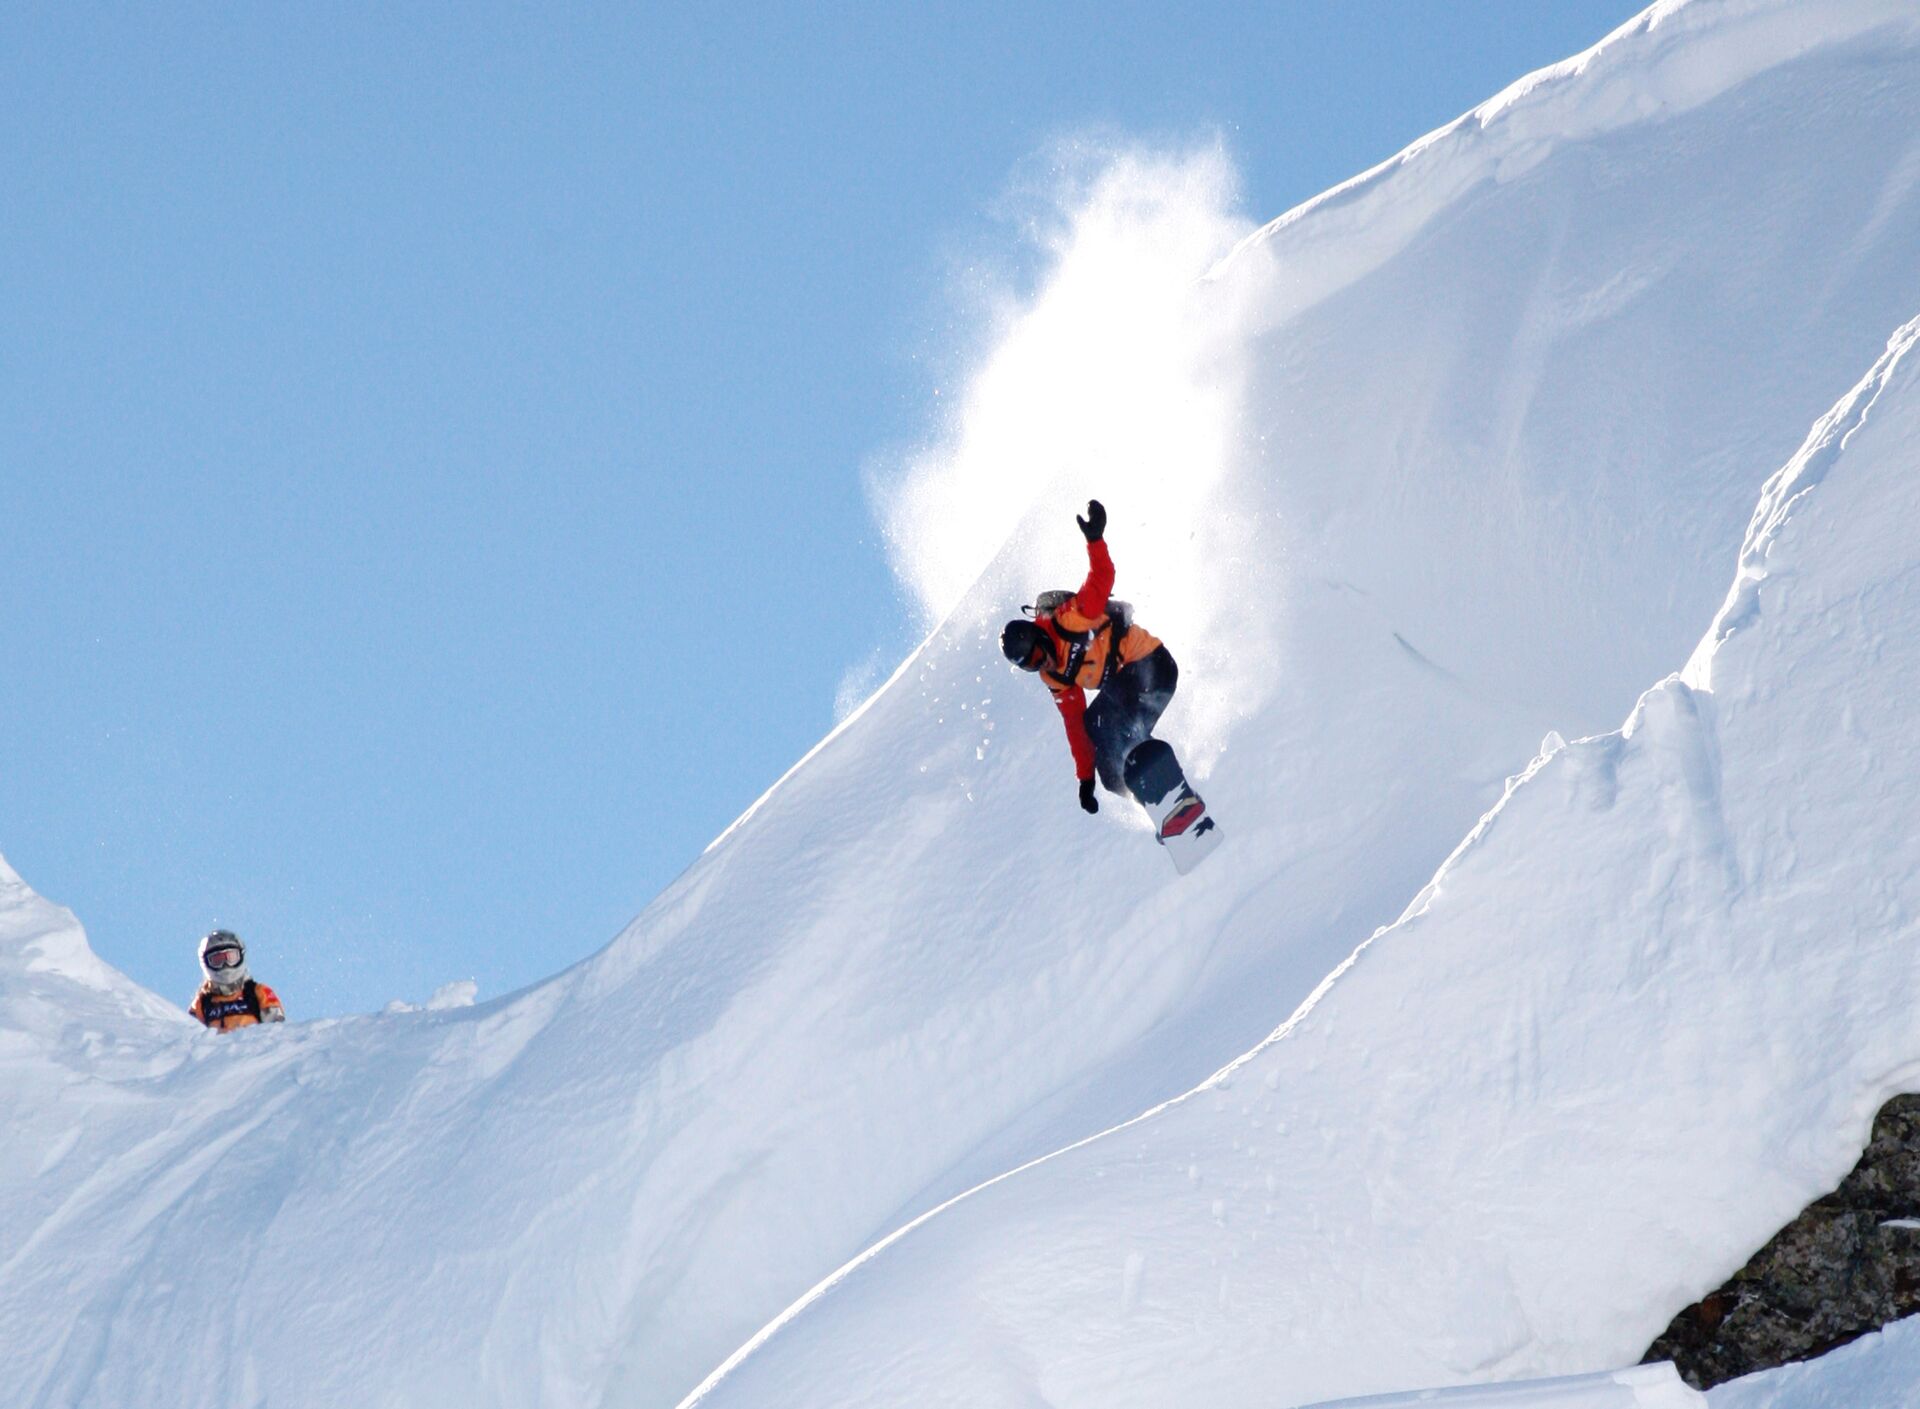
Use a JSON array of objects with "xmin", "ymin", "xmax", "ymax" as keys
[{"xmin": 1086, "ymin": 645, "xmax": 1181, "ymax": 804}]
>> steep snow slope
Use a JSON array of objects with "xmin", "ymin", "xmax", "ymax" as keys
[
  {"xmin": 6, "ymin": 2, "xmax": 1920, "ymax": 1407},
  {"xmin": 686, "ymin": 320, "xmax": 1920, "ymax": 1404}
]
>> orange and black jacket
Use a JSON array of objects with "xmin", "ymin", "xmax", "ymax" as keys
[
  {"xmin": 1033, "ymin": 538, "xmax": 1163, "ymax": 781},
  {"xmin": 191, "ymin": 980, "xmax": 285, "ymax": 1032}
]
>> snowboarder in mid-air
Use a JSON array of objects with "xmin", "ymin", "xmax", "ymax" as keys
[
  {"xmin": 189, "ymin": 929, "xmax": 286, "ymax": 1032},
  {"xmin": 1000, "ymin": 500, "xmax": 1220, "ymax": 871}
]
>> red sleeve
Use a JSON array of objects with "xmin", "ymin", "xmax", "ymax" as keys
[
  {"xmin": 1053, "ymin": 685, "xmax": 1096, "ymax": 781},
  {"xmin": 1071, "ymin": 539, "xmax": 1114, "ymax": 620}
]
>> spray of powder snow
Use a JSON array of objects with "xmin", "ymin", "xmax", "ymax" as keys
[{"xmin": 868, "ymin": 142, "xmax": 1289, "ymax": 771}]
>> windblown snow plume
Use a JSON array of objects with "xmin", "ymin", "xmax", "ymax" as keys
[
  {"xmin": 875, "ymin": 145, "xmax": 1263, "ymax": 622},
  {"xmin": 872, "ymin": 142, "xmax": 1286, "ymax": 761}
]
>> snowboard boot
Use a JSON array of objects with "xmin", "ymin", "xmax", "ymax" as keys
[{"xmin": 1124, "ymin": 740, "xmax": 1205, "ymax": 842}]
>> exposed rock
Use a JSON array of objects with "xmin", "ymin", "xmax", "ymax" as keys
[{"xmin": 1645, "ymin": 1095, "xmax": 1920, "ymax": 1389}]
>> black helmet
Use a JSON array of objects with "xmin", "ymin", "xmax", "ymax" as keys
[{"xmin": 1001, "ymin": 619, "xmax": 1049, "ymax": 672}]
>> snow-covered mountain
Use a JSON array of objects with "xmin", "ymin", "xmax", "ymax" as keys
[{"xmin": 6, "ymin": 2, "xmax": 1920, "ymax": 1407}]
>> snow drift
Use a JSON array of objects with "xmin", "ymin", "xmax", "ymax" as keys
[{"xmin": 6, "ymin": 2, "xmax": 1920, "ymax": 1407}]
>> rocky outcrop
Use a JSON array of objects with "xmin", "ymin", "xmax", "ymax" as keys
[{"xmin": 1645, "ymin": 1095, "xmax": 1920, "ymax": 1389}]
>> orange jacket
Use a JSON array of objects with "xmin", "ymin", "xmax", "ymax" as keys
[
  {"xmin": 1036, "ymin": 539, "xmax": 1162, "ymax": 780},
  {"xmin": 191, "ymin": 981, "xmax": 286, "ymax": 1032}
]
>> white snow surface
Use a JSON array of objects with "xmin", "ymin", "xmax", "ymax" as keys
[
  {"xmin": 7, "ymin": 2, "xmax": 1920, "ymax": 1407},
  {"xmin": 1708, "ymin": 1317, "xmax": 1920, "ymax": 1407},
  {"xmin": 1304, "ymin": 1363, "xmax": 1702, "ymax": 1408},
  {"xmin": 1231, "ymin": 1318, "xmax": 1920, "ymax": 1409}
]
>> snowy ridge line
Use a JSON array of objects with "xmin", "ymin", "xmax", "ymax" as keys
[
  {"xmin": 691, "ymin": 315, "xmax": 1920, "ymax": 1407},
  {"xmin": 1214, "ymin": 0, "xmax": 1920, "ymax": 318},
  {"xmin": 691, "ymin": 307, "xmax": 1920, "ymax": 1405},
  {"xmin": 0, "ymin": 852, "xmax": 179, "ymax": 1027},
  {"xmin": 1686, "ymin": 315, "xmax": 1920, "ymax": 688},
  {"xmin": 673, "ymin": 1007, "xmax": 1223, "ymax": 1407},
  {"xmin": 699, "ymin": 620, "xmax": 930, "ymax": 858}
]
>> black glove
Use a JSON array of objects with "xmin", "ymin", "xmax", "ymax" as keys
[
  {"xmin": 1076, "ymin": 499, "xmax": 1106, "ymax": 543},
  {"xmin": 1079, "ymin": 777, "xmax": 1099, "ymax": 814}
]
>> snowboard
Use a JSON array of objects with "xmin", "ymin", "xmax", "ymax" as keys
[{"xmin": 1125, "ymin": 740, "xmax": 1224, "ymax": 875}]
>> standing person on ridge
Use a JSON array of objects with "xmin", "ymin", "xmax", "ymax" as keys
[
  {"xmin": 189, "ymin": 929, "xmax": 286, "ymax": 1031},
  {"xmin": 1000, "ymin": 500, "xmax": 1219, "ymax": 866}
]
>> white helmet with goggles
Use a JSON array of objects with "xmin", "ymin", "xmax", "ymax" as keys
[{"xmin": 198, "ymin": 929, "xmax": 249, "ymax": 991}]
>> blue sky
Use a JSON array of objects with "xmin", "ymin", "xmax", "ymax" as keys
[{"xmin": 2, "ymin": 1, "xmax": 1644, "ymax": 1017}]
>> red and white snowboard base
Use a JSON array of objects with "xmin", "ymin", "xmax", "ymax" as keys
[{"xmin": 1144, "ymin": 783, "xmax": 1223, "ymax": 874}]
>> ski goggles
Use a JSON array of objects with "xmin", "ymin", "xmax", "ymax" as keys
[{"xmin": 204, "ymin": 947, "xmax": 245, "ymax": 970}]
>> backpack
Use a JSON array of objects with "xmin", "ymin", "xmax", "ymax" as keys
[
  {"xmin": 1024, "ymin": 590, "xmax": 1135, "ymax": 689},
  {"xmin": 1027, "ymin": 589, "xmax": 1134, "ymax": 632}
]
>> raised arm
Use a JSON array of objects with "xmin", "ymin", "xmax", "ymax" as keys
[{"xmin": 1065, "ymin": 499, "xmax": 1113, "ymax": 622}]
